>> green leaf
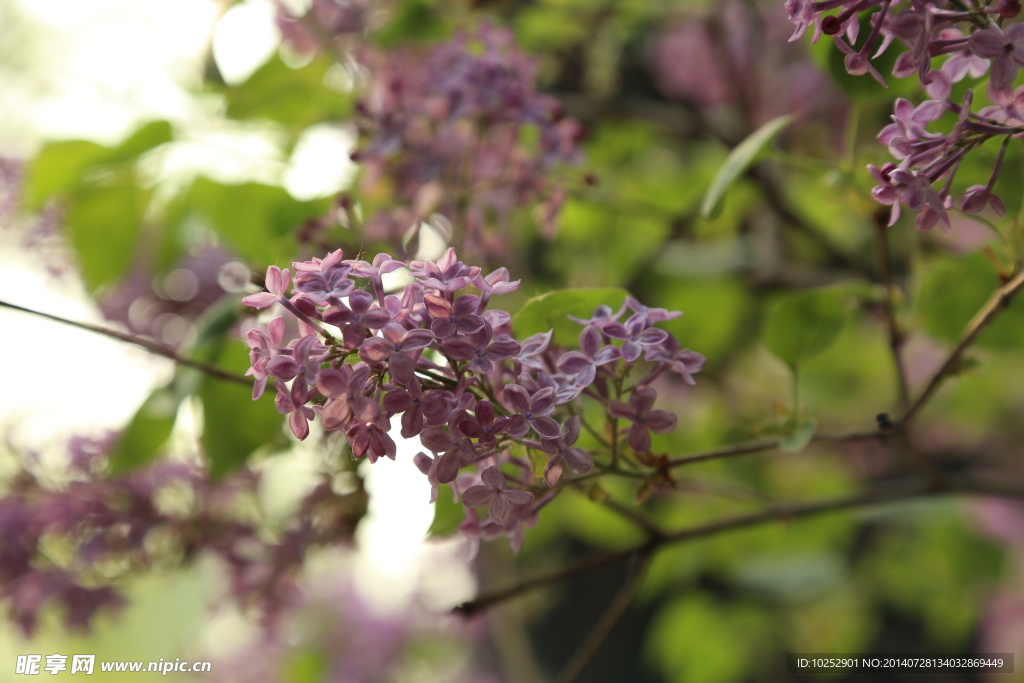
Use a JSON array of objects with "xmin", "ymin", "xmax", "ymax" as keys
[
  {"xmin": 764, "ymin": 288, "xmax": 846, "ymax": 370},
  {"xmin": 512, "ymin": 287, "xmax": 629, "ymax": 347},
  {"xmin": 222, "ymin": 55, "xmax": 352, "ymax": 132},
  {"xmin": 109, "ymin": 386, "xmax": 181, "ymax": 474},
  {"xmin": 918, "ymin": 252, "xmax": 1024, "ymax": 350},
  {"xmin": 24, "ymin": 121, "xmax": 174, "ymax": 208},
  {"xmin": 65, "ymin": 177, "xmax": 152, "ymax": 292},
  {"xmin": 780, "ymin": 417, "xmax": 818, "ymax": 453},
  {"xmin": 428, "ymin": 484, "xmax": 463, "ymax": 538},
  {"xmin": 701, "ymin": 115, "xmax": 793, "ymax": 220},
  {"xmin": 23, "ymin": 140, "xmax": 110, "ymax": 208},
  {"xmin": 200, "ymin": 340, "xmax": 285, "ymax": 479},
  {"xmin": 106, "ymin": 120, "xmax": 173, "ymax": 163},
  {"xmin": 186, "ymin": 177, "xmax": 331, "ymax": 267}
]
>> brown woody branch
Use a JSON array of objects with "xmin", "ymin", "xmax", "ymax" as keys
[{"xmin": 0, "ymin": 299, "xmax": 250, "ymax": 386}]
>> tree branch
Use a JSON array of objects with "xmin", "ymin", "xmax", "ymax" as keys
[
  {"xmin": 0, "ymin": 299, "xmax": 250, "ymax": 386},
  {"xmin": 555, "ymin": 549, "xmax": 652, "ymax": 683},
  {"xmin": 452, "ymin": 473, "xmax": 1024, "ymax": 617},
  {"xmin": 900, "ymin": 269, "xmax": 1024, "ymax": 425}
]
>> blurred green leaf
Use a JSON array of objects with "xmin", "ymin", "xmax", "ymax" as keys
[
  {"xmin": 65, "ymin": 177, "xmax": 152, "ymax": 292},
  {"xmin": 512, "ymin": 287, "xmax": 628, "ymax": 347},
  {"xmin": 701, "ymin": 115, "xmax": 793, "ymax": 220},
  {"xmin": 917, "ymin": 252, "xmax": 1024, "ymax": 349},
  {"xmin": 223, "ymin": 55, "xmax": 353, "ymax": 131},
  {"xmin": 200, "ymin": 340, "xmax": 285, "ymax": 479},
  {"xmin": 186, "ymin": 177, "xmax": 330, "ymax": 267},
  {"xmin": 110, "ymin": 386, "xmax": 181, "ymax": 474},
  {"xmin": 429, "ymin": 484, "xmax": 463, "ymax": 538},
  {"xmin": 764, "ymin": 288, "xmax": 846, "ymax": 370},
  {"xmin": 106, "ymin": 120, "xmax": 173, "ymax": 163},
  {"xmin": 24, "ymin": 140, "xmax": 110, "ymax": 208}
]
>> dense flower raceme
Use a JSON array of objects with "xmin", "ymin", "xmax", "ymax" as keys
[
  {"xmin": 783, "ymin": 0, "xmax": 1024, "ymax": 230},
  {"xmin": 242, "ymin": 248, "xmax": 705, "ymax": 551},
  {"xmin": 350, "ymin": 25, "xmax": 583, "ymax": 255},
  {"xmin": 0, "ymin": 433, "xmax": 365, "ymax": 635}
]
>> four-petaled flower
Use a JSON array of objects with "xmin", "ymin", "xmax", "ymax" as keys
[
  {"xmin": 539, "ymin": 416, "xmax": 593, "ymax": 486},
  {"xmin": 442, "ymin": 325, "xmax": 521, "ymax": 374},
  {"xmin": 382, "ymin": 380, "xmax": 454, "ymax": 438},
  {"xmin": 359, "ymin": 323, "xmax": 435, "ymax": 385},
  {"xmin": 424, "ymin": 294, "xmax": 486, "ymax": 339},
  {"xmin": 345, "ymin": 400, "xmax": 397, "ymax": 463},
  {"xmin": 969, "ymin": 23, "xmax": 1024, "ymax": 91},
  {"xmin": 457, "ymin": 400, "xmax": 509, "ymax": 448},
  {"xmin": 292, "ymin": 249, "xmax": 354, "ymax": 304},
  {"xmin": 557, "ymin": 326, "xmax": 621, "ymax": 386},
  {"xmin": 603, "ymin": 314, "xmax": 670, "ymax": 363},
  {"xmin": 609, "ymin": 387, "xmax": 678, "ymax": 454},
  {"xmin": 275, "ymin": 372, "xmax": 319, "ymax": 440},
  {"xmin": 242, "ymin": 266, "xmax": 291, "ymax": 309},
  {"xmin": 460, "ymin": 467, "xmax": 534, "ymax": 525},
  {"xmin": 503, "ymin": 385, "xmax": 560, "ymax": 439},
  {"xmin": 323, "ymin": 290, "xmax": 393, "ymax": 348}
]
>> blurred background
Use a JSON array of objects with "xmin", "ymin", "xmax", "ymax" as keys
[{"xmin": 2, "ymin": 0, "xmax": 1024, "ymax": 681}]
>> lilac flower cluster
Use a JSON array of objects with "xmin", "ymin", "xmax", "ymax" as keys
[
  {"xmin": 351, "ymin": 25, "xmax": 583, "ymax": 255},
  {"xmin": 243, "ymin": 247, "xmax": 705, "ymax": 551},
  {"xmin": 0, "ymin": 433, "xmax": 364, "ymax": 635},
  {"xmin": 784, "ymin": 0, "xmax": 1024, "ymax": 231}
]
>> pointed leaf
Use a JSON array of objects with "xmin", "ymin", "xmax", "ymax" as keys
[{"xmin": 701, "ymin": 115, "xmax": 793, "ymax": 219}]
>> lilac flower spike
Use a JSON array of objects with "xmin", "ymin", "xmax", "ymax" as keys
[
  {"xmin": 609, "ymin": 387, "xmax": 678, "ymax": 453},
  {"xmin": 240, "ymin": 247, "xmax": 702, "ymax": 555},
  {"xmin": 460, "ymin": 467, "xmax": 534, "ymax": 525},
  {"xmin": 969, "ymin": 23, "xmax": 1024, "ymax": 91}
]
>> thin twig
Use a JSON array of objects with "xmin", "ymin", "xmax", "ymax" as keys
[
  {"xmin": 452, "ymin": 473, "xmax": 1024, "ymax": 617},
  {"xmin": 0, "ymin": 299, "xmax": 250, "ymax": 386},
  {"xmin": 666, "ymin": 430, "xmax": 884, "ymax": 468},
  {"xmin": 555, "ymin": 550, "xmax": 653, "ymax": 683},
  {"xmin": 900, "ymin": 270, "xmax": 1024, "ymax": 425}
]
